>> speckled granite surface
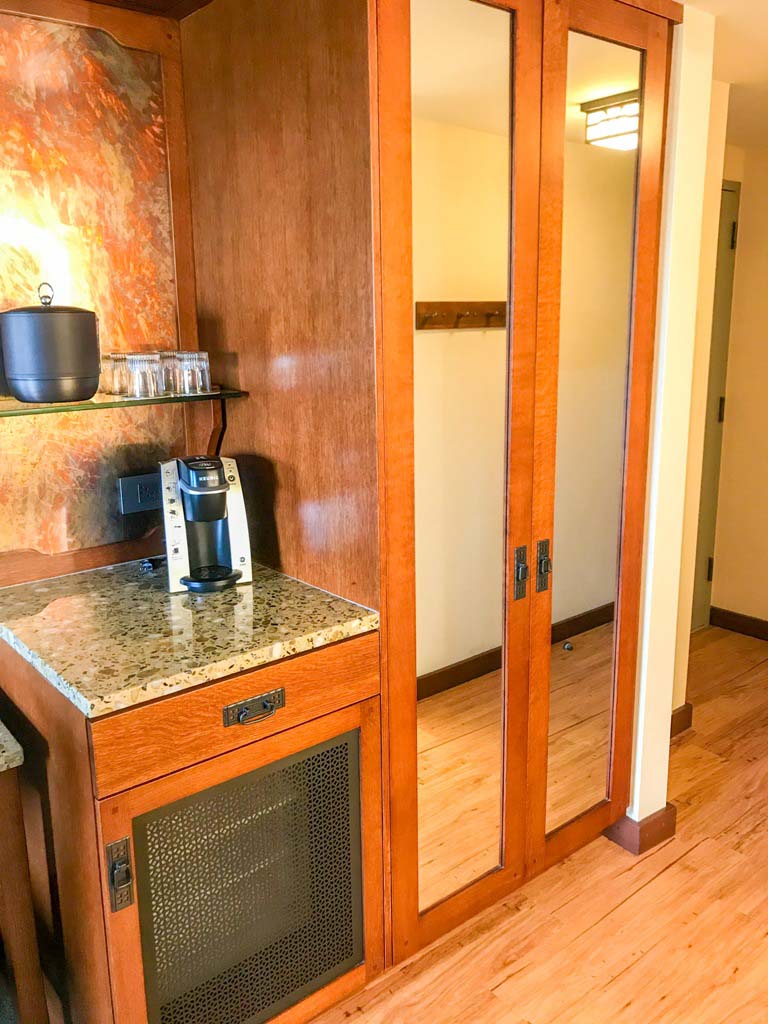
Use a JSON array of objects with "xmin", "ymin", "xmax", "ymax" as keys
[
  {"xmin": 0, "ymin": 561, "xmax": 379, "ymax": 719},
  {"xmin": 0, "ymin": 718, "xmax": 23, "ymax": 773}
]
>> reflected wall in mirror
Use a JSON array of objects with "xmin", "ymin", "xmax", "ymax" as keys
[
  {"xmin": 411, "ymin": 0, "xmax": 511, "ymax": 909},
  {"xmin": 545, "ymin": 32, "xmax": 641, "ymax": 834}
]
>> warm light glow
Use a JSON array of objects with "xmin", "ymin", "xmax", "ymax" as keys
[
  {"xmin": 0, "ymin": 178, "xmax": 94, "ymax": 309},
  {"xmin": 581, "ymin": 93, "xmax": 640, "ymax": 152}
]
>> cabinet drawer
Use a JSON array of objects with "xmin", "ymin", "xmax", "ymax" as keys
[{"xmin": 89, "ymin": 632, "xmax": 379, "ymax": 797}]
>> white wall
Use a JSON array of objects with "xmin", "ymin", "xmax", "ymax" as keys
[
  {"xmin": 412, "ymin": 117, "xmax": 508, "ymax": 676},
  {"xmin": 671, "ymin": 80, "xmax": 730, "ymax": 712},
  {"xmin": 553, "ymin": 142, "xmax": 636, "ymax": 622},
  {"xmin": 630, "ymin": 6, "xmax": 715, "ymax": 822},
  {"xmin": 412, "ymin": 117, "xmax": 639, "ymax": 674},
  {"xmin": 710, "ymin": 145, "xmax": 768, "ymax": 619}
]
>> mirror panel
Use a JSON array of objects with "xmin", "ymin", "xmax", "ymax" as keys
[
  {"xmin": 411, "ymin": 0, "xmax": 512, "ymax": 909},
  {"xmin": 545, "ymin": 32, "xmax": 641, "ymax": 834}
]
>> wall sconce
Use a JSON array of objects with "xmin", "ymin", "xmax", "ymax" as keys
[{"xmin": 581, "ymin": 90, "xmax": 640, "ymax": 151}]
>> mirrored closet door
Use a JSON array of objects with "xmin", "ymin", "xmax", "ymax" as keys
[
  {"xmin": 411, "ymin": 0, "xmax": 518, "ymax": 914},
  {"xmin": 527, "ymin": 0, "xmax": 672, "ymax": 861},
  {"xmin": 384, "ymin": 0, "xmax": 541, "ymax": 957},
  {"xmin": 377, "ymin": 0, "xmax": 675, "ymax": 965}
]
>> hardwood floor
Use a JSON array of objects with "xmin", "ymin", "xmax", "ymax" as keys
[
  {"xmin": 319, "ymin": 627, "xmax": 768, "ymax": 1023},
  {"xmin": 418, "ymin": 624, "xmax": 614, "ymax": 908}
]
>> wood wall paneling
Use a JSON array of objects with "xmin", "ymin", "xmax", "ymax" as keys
[{"xmin": 180, "ymin": 0, "xmax": 380, "ymax": 610}]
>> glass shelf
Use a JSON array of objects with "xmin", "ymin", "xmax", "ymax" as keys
[{"xmin": 0, "ymin": 387, "xmax": 246, "ymax": 419}]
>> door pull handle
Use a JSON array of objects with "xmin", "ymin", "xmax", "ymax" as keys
[{"xmin": 222, "ymin": 688, "xmax": 286, "ymax": 727}]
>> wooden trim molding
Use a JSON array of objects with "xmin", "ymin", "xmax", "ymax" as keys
[
  {"xmin": 617, "ymin": 0, "xmax": 683, "ymax": 23},
  {"xmin": 670, "ymin": 701, "xmax": 693, "ymax": 738},
  {"xmin": 604, "ymin": 802, "xmax": 677, "ymax": 855},
  {"xmin": 710, "ymin": 607, "xmax": 768, "ymax": 643},
  {"xmin": 2, "ymin": 0, "xmax": 180, "ymax": 53},
  {"xmin": 551, "ymin": 603, "xmax": 614, "ymax": 645},
  {"xmin": 416, "ymin": 648, "xmax": 502, "ymax": 701}
]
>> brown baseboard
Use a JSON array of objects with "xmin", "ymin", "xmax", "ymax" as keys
[
  {"xmin": 417, "ymin": 647, "xmax": 502, "ymax": 701},
  {"xmin": 710, "ymin": 606, "xmax": 768, "ymax": 642},
  {"xmin": 604, "ymin": 802, "xmax": 677, "ymax": 856},
  {"xmin": 419, "ymin": 602, "xmax": 616, "ymax": 700},
  {"xmin": 670, "ymin": 701, "xmax": 693, "ymax": 738},
  {"xmin": 551, "ymin": 602, "xmax": 614, "ymax": 645}
]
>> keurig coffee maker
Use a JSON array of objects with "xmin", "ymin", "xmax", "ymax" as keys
[{"xmin": 160, "ymin": 456, "xmax": 253, "ymax": 593}]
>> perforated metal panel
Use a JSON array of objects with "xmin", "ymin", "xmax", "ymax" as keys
[{"xmin": 132, "ymin": 730, "xmax": 363, "ymax": 1024}]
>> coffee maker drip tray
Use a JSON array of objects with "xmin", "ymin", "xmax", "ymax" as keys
[{"xmin": 180, "ymin": 566, "xmax": 243, "ymax": 594}]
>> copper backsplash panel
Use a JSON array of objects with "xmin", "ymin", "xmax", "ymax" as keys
[{"xmin": 0, "ymin": 14, "xmax": 184, "ymax": 557}]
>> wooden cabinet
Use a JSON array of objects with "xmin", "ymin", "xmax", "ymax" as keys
[
  {"xmin": 89, "ymin": 633, "xmax": 380, "ymax": 797},
  {"xmin": 0, "ymin": 635, "xmax": 382, "ymax": 1024},
  {"xmin": 97, "ymin": 699, "xmax": 383, "ymax": 1024}
]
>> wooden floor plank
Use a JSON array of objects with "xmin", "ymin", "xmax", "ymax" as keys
[
  {"xmin": 417, "ymin": 625, "xmax": 615, "ymax": 907},
  {"xmin": 316, "ymin": 627, "xmax": 768, "ymax": 1024}
]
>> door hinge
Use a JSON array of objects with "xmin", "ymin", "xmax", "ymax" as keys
[
  {"xmin": 513, "ymin": 545, "xmax": 529, "ymax": 601},
  {"xmin": 718, "ymin": 396, "xmax": 726, "ymax": 423},
  {"xmin": 106, "ymin": 838, "xmax": 134, "ymax": 912},
  {"xmin": 707, "ymin": 556, "xmax": 714, "ymax": 583},
  {"xmin": 730, "ymin": 220, "xmax": 738, "ymax": 250},
  {"xmin": 536, "ymin": 539, "xmax": 553, "ymax": 593}
]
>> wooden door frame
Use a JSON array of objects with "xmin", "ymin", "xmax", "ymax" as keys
[
  {"xmin": 526, "ymin": 0, "xmax": 673, "ymax": 873},
  {"xmin": 374, "ymin": 0, "xmax": 543, "ymax": 963},
  {"xmin": 96, "ymin": 699, "xmax": 384, "ymax": 1024}
]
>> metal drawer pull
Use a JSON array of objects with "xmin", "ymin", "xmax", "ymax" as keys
[{"xmin": 222, "ymin": 687, "xmax": 286, "ymax": 727}]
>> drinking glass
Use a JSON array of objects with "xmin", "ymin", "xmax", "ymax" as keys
[
  {"xmin": 126, "ymin": 354, "xmax": 160, "ymax": 398},
  {"xmin": 108, "ymin": 353, "xmax": 129, "ymax": 396},
  {"xmin": 198, "ymin": 351, "xmax": 212, "ymax": 392},
  {"xmin": 159, "ymin": 351, "xmax": 178, "ymax": 396},
  {"xmin": 177, "ymin": 352, "xmax": 203, "ymax": 395},
  {"xmin": 98, "ymin": 355, "xmax": 112, "ymax": 395}
]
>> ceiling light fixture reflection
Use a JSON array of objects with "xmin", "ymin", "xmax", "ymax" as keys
[{"xmin": 581, "ymin": 90, "xmax": 640, "ymax": 151}]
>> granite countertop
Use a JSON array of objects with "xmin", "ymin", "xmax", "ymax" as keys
[
  {"xmin": 0, "ymin": 719, "xmax": 23, "ymax": 773},
  {"xmin": 0, "ymin": 561, "xmax": 379, "ymax": 719}
]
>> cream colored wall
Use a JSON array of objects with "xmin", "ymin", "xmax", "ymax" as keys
[
  {"xmin": 413, "ymin": 116, "xmax": 637, "ymax": 674},
  {"xmin": 630, "ymin": 7, "xmax": 715, "ymax": 822},
  {"xmin": 412, "ymin": 117, "xmax": 508, "ymax": 676},
  {"xmin": 723, "ymin": 144, "xmax": 746, "ymax": 182},
  {"xmin": 553, "ymin": 141, "xmax": 636, "ymax": 622},
  {"xmin": 710, "ymin": 145, "xmax": 768, "ymax": 619},
  {"xmin": 671, "ymin": 80, "xmax": 730, "ymax": 712}
]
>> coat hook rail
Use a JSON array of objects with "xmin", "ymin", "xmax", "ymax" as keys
[{"xmin": 415, "ymin": 301, "xmax": 508, "ymax": 331}]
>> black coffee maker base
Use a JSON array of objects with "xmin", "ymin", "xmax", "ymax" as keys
[{"xmin": 180, "ymin": 567, "xmax": 243, "ymax": 593}]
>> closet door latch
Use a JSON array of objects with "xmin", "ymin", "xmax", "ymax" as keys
[
  {"xmin": 536, "ymin": 539, "xmax": 553, "ymax": 593},
  {"xmin": 513, "ymin": 546, "xmax": 529, "ymax": 601}
]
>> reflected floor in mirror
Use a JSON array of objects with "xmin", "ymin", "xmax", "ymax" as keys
[{"xmin": 417, "ymin": 623, "xmax": 613, "ymax": 908}]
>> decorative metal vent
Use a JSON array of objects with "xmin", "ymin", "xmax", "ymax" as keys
[{"xmin": 132, "ymin": 731, "xmax": 363, "ymax": 1024}]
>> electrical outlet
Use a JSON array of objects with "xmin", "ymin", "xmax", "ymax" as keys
[{"xmin": 118, "ymin": 472, "xmax": 162, "ymax": 515}]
